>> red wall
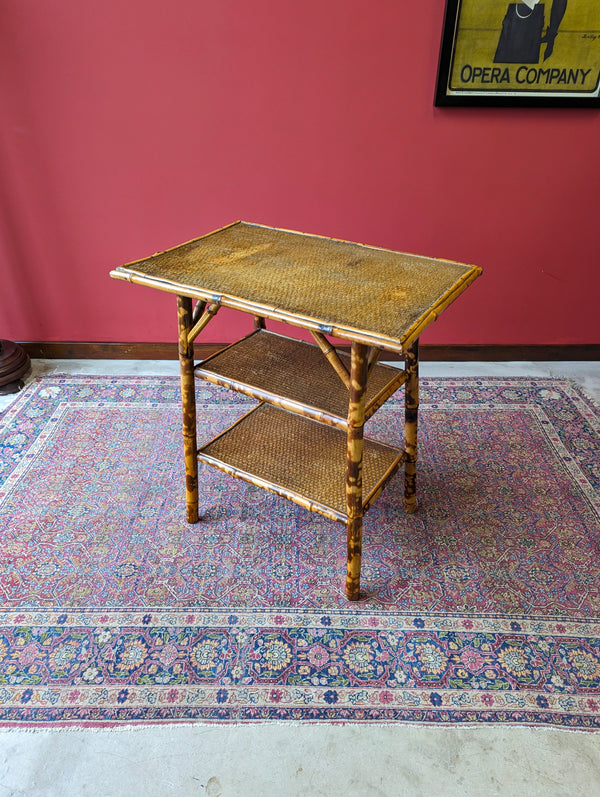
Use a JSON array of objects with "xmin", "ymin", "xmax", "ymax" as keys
[{"xmin": 1, "ymin": 1, "xmax": 599, "ymax": 346}]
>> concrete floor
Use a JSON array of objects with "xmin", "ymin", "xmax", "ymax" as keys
[{"xmin": 0, "ymin": 359, "xmax": 599, "ymax": 797}]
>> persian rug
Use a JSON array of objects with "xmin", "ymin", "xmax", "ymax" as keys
[{"xmin": 0, "ymin": 375, "xmax": 599, "ymax": 728}]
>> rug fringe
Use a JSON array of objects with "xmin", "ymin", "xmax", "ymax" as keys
[{"xmin": 0, "ymin": 719, "xmax": 597, "ymax": 734}]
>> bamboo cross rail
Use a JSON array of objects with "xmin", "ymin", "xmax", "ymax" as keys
[
  {"xmin": 191, "ymin": 300, "xmax": 207, "ymax": 324},
  {"xmin": 187, "ymin": 302, "xmax": 220, "ymax": 345},
  {"xmin": 366, "ymin": 346, "xmax": 381, "ymax": 377},
  {"xmin": 310, "ymin": 331, "xmax": 351, "ymax": 389}
]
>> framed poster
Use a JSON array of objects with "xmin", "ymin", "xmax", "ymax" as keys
[{"xmin": 435, "ymin": 0, "xmax": 600, "ymax": 106}]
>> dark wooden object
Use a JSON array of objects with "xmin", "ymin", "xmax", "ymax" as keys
[
  {"xmin": 0, "ymin": 340, "xmax": 30, "ymax": 395},
  {"xmin": 110, "ymin": 221, "xmax": 482, "ymax": 599}
]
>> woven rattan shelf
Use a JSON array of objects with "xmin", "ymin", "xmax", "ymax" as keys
[
  {"xmin": 110, "ymin": 221, "xmax": 482, "ymax": 600},
  {"xmin": 198, "ymin": 403, "xmax": 404, "ymax": 523},
  {"xmin": 196, "ymin": 329, "xmax": 406, "ymax": 428}
]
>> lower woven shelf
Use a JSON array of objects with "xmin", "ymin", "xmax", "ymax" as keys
[{"xmin": 197, "ymin": 403, "xmax": 405, "ymax": 523}]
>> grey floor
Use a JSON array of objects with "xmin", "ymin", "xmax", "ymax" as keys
[{"xmin": 0, "ymin": 359, "xmax": 599, "ymax": 797}]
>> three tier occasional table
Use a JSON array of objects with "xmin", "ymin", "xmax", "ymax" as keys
[{"xmin": 110, "ymin": 222, "xmax": 482, "ymax": 600}]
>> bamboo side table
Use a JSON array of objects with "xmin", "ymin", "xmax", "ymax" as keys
[{"xmin": 111, "ymin": 222, "xmax": 482, "ymax": 600}]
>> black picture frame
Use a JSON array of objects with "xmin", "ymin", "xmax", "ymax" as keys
[{"xmin": 435, "ymin": 0, "xmax": 600, "ymax": 107}]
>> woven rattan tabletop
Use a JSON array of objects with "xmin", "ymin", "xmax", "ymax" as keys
[{"xmin": 111, "ymin": 222, "xmax": 482, "ymax": 353}]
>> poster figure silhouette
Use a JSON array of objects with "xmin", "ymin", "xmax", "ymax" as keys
[{"xmin": 494, "ymin": 0, "xmax": 568, "ymax": 63}]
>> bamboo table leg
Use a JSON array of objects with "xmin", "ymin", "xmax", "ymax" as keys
[
  {"xmin": 404, "ymin": 338, "xmax": 419, "ymax": 514},
  {"xmin": 346, "ymin": 342, "xmax": 369, "ymax": 601},
  {"xmin": 177, "ymin": 295, "xmax": 199, "ymax": 524}
]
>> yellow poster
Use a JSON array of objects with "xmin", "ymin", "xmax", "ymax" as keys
[{"xmin": 436, "ymin": 1, "xmax": 600, "ymax": 104}]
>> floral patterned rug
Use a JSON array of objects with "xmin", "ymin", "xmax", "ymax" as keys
[{"xmin": 0, "ymin": 375, "xmax": 599, "ymax": 728}]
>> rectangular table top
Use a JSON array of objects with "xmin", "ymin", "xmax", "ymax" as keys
[{"xmin": 110, "ymin": 221, "xmax": 482, "ymax": 353}]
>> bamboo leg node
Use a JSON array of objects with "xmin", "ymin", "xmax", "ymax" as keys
[
  {"xmin": 345, "ymin": 342, "xmax": 369, "ymax": 600},
  {"xmin": 404, "ymin": 338, "xmax": 419, "ymax": 514},
  {"xmin": 177, "ymin": 295, "xmax": 199, "ymax": 524}
]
